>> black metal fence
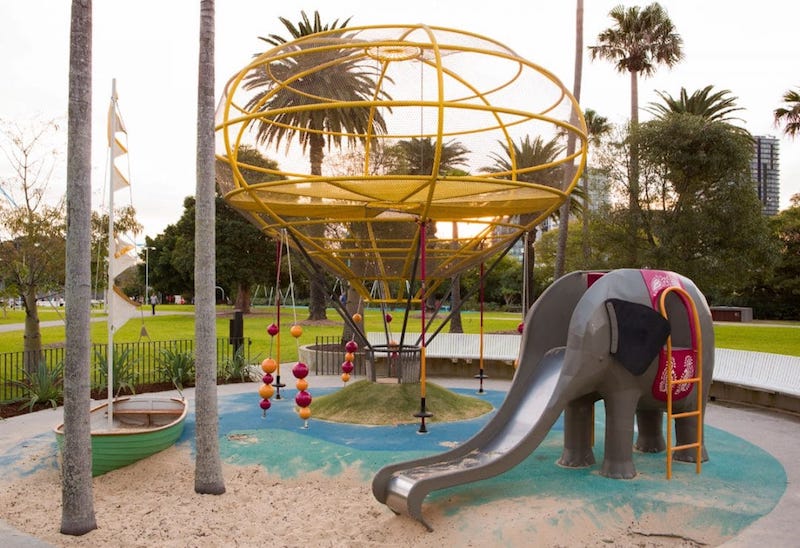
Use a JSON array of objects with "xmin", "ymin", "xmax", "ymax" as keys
[{"xmin": 0, "ymin": 337, "xmax": 254, "ymax": 402}]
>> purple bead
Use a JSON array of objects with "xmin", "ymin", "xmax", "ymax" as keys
[
  {"xmin": 262, "ymin": 373, "xmax": 274, "ymax": 385},
  {"xmin": 260, "ymin": 399, "xmax": 271, "ymax": 410},
  {"xmin": 267, "ymin": 323, "xmax": 279, "ymax": 336},
  {"xmin": 344, "ymin": 340, "xmax": 358, "ymax": 353},
  {"xmin": 341, "ymin": 361, "xmax": 354, "ymax": 374}
]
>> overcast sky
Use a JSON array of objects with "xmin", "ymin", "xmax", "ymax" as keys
[{"xmin": 1, "ymin": 1, "xmax": 798, "ymax": 240}]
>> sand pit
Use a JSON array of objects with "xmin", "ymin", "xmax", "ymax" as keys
[{"xmin": 0, "ymin": 444, "xmax": 722, "ymax": 547}]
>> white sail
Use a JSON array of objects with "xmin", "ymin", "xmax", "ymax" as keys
[{"xmin": 106, "ymin": 79, "xmax": 141, "ymax": 424}]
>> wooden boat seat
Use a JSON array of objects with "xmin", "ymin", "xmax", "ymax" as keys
[
  {"xmin": 111, "ymin": 408, "xmax": 185, "ymax": 428},
  {"xmin": 113, "ymin": 409, "xmax": 184, "ymax": 415}
]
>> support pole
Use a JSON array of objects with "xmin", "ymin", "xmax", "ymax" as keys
[{"xmin": 414, "ymin": 220, "xmax": 433, "ymax": 433}]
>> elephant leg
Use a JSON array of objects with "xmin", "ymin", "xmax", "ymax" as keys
[
  {"xmin": 635, "ymin": 409, "xmax": 666, "ymax": 453},
  {"xmin": 673, "ymin": 416, "xmax": 709, "ymax": 463},
  {"xmin": 600, "ymin": 392, "xmax": 638, "ymax": 479},
  {"xmin": 558, "ymin": 394, "xmax": 596, "ymax": 468}
]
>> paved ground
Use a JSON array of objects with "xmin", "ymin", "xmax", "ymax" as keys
[{"xmin": 1, "ymin": 375, "xmax": 799, "ymax": 546}]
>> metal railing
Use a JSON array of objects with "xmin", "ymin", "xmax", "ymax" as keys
[
  {"xmin": 311, "ymin": 336, "xmax": 367, "ymax": 376},
  {"xmin": 0, "ymin": 337, "xmax": 254, "ymax": 402}
]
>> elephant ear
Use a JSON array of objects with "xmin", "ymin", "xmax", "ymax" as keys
[{"xmin": 605, "ymin": 298, "xmax": 671, "ymax": 376}]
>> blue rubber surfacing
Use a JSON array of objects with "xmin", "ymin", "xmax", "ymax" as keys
[
  {"xmin": 205, "ymin": 387, "xmax": 785, "ymax": 537},
  {"xmin": 0, "ymin": 385, "xmax": 785, "ymax": 538}
]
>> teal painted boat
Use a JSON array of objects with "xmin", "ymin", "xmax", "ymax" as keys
[{"xmin": 54, "ymin": 395, "xmax": 188, "ymax": 477}]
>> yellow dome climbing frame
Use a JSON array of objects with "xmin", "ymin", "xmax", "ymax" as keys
[{"xmin": 216, "ymin": 24, "xmax": 587, "ymax": 305}]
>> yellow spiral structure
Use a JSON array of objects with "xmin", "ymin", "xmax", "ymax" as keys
[{"xmin": 216, "ymin": 24, "xmax": 586, "ymax": 304}]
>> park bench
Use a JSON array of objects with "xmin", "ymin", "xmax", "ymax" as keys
[
  {"xmin": 712, "ymin": 349, "xmax": 800, "ymax": 398},
  {"xmin": 365, "ymin": 332, "xmax": 520, "ymax": 363}
]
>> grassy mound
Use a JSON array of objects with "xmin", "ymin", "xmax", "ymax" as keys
[{"xmin": 311, "ymin": 380, "xmax": 493, "ymax": 425}]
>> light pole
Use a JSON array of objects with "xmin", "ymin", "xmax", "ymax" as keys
[{"xmin": 144, "ymin": 246, "xmax": 155, "ymax": 298}]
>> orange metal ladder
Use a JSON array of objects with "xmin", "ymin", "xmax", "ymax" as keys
[{"xmin": 658, "ymin": 286, "xmax": 703, "ymax": 479}]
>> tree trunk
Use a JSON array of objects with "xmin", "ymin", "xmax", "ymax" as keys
[
  {"xmin": 523, "ymin": 228, "xmax": 537, "ymax": 313},
  {"xmin": 628, "ymin": 69, "xmax": 640, "ymax": 265},
  {"xmin": 234, "ymin": 282, "xmax": 251, "ymax": 314},
  {"xmin": 22, "ymin": 290, "xmax": 42, "ymax": 374},
  {"xmin": 194, "ymin": 0, "xmax": 225, "ymax": 496},
  {"xmin": 341, "ymin": 283, "xmax": 366, "ymax": 345},
  {"xmin": 60, "ymin": 0, "xmax": 97, "ymax": 536},
  {"xmin": 307, "ymin": 268, "xmax": 328, "ymax": 321},
  {"xmin": 449, "ymin": 274, "xmax": 463, "ymax": 333},
  {"xmin": 449, "ymin": 221, "xmax": 463, "ymax": 333},
  {"xmin": 306, "ymin": 133, "xmax": 328, "ymax": 321},
  {"xmin": 582, "ymin": 173, "xmax": 590, "ymax": 265},
  {"xmin": 555, "ymin": 0, "xmax": 584, "ymax": 280}
]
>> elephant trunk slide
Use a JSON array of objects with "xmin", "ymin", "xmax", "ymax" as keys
[{"xmin": 371, "ymin": 347, "xmax": 569, "ymax": 531}]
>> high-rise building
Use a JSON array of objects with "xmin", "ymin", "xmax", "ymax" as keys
[{"xmin": 751, "ymin": 135, "xmax": 780, "ymax": 216}]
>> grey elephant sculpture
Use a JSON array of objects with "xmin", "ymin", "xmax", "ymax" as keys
[
  {"xmin": 553, "ymin": 268, "xmax": 714, "ymax": 478},
  {"xmin": 373, "ymin": 268, "xmax": 715, "ymax": 530}
]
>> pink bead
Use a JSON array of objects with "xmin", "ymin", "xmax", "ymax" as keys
[
  {"xmin": 344, "ymin": 340, "xmax": 358, "ymax": 353},
  {"xmin": 262, "ymin": 373, "xmax": 273, "ymax": 385},
  {"xmin": 341, "ymin": 361, "xmax": 354, "ymax": 374},
  {"xmin": 292, "ymin": 362, "xmax": 309, "ymax": 379},
  {"xmin": 295, "ymin": 390, "xmax": 312, "ymax": 408},
  {"xmin": 385, "ymin": 313, "xmax": 393, "ymax": 323},
  {"xmin": 517, "ymin": 322, "xmax": 524, "ymax": 334},
  {"xmin": 260, "ymin": 399, "xmax": 271, "ymax": 410},
  {"xmin": 267, "ymin": 323, "xmax": 279, "ymax": 336}
]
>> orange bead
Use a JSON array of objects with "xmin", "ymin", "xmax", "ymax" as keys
[
  {"xmin": 261, "ymin": 358, "xmax": 277, "ymax": 373},
  {"xmin": 341, "ymin": 372, "xmax": 351, "ymax": 383},
  {"xmin": 296, "ymin": 378, "xmax": 309, "ymax": 391},
  {"xmin": 298, "ymin": 407, "xmax": 311, "ymax": 420},
  {"xmin": 345, "ymin": 352, "xmax": 355, "ymax": 362},
  {"xmin": 290, "ymin": 324, "xmax": 303, "ymax": 338},
  {"xmin": 352, "ymin": 313, "xmax": 362, "ymax": 323},
  {"xmin": 258, "ymin": 383, "xmax": 275, "ymax": 399}
]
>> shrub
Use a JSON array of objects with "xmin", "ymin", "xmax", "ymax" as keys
[
  {"xmin": 93, "ymin": 347, "xmax": 139, "ymax": 397},
  {"xmin": 221, "ymin": 346, "xmax": 259, "ymax": 383},
  {"xmin": 158, "ymin": 348, "xmax": 195, "ymax": 396},
  {"xmin": 8, "ymin": 361, "xmax": 64, "ymax": 412}
]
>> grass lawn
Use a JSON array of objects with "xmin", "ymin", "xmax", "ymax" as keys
[{"xmin": 0, "ymin": 305, "xmax": 798, "ymax": 358}]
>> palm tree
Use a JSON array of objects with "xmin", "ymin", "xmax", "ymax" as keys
[
  {"xmin": 485, "ymin": 135, "xmax": 565, "ymax": 312},
  {"xmin": 244, "ymin": 11, "xmax": 390, "ymax": 321},
  {"xmin": 589, "ymin": 2, "xmax": 683, "ymax": 264},
  {"xmin": 391, "ymin": 137, "xmax": 470, "ymax": 176},
  {"xmin": 648, "ymin": 85, "xmax": 744, "ymax": 124},
  {"xmin": 60, "ymin": 0, "xmax": 97, "ymax": 535},
  {"xmin": 194, "ymin": 0, "xmax": 225, "ymax": 496},
  {"xmin": 581, "ymin": 108, "xmax": 612, "ymax": 264},
  {"xmin": 774, "ymin": 87, "xmax": 800, "ymax": 138},
  {"xmin": 555, "ymin": 0, "xmax": 584, "ymax": 280}
]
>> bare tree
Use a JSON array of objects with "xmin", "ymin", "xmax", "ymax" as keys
[
  {"xmin": 60, "ymin": 0, "xmax": 97, "ymax": 535},
  {"xmin": 194, "ymin": 0, "xmax": 225, "ymax": 495},
  {"xmin": 0, "ymin": 119, "xmax": 66, "ymax": 372}
]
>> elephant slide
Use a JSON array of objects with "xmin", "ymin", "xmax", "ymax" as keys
[{"xmin": 371, "ymin": 269, "xmax": 715, "ymax": 531}]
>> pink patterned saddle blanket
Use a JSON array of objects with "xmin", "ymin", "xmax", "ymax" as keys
[{"xmin": 640, "ymin": 270, "xmax": 696, "ymax": 402}]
